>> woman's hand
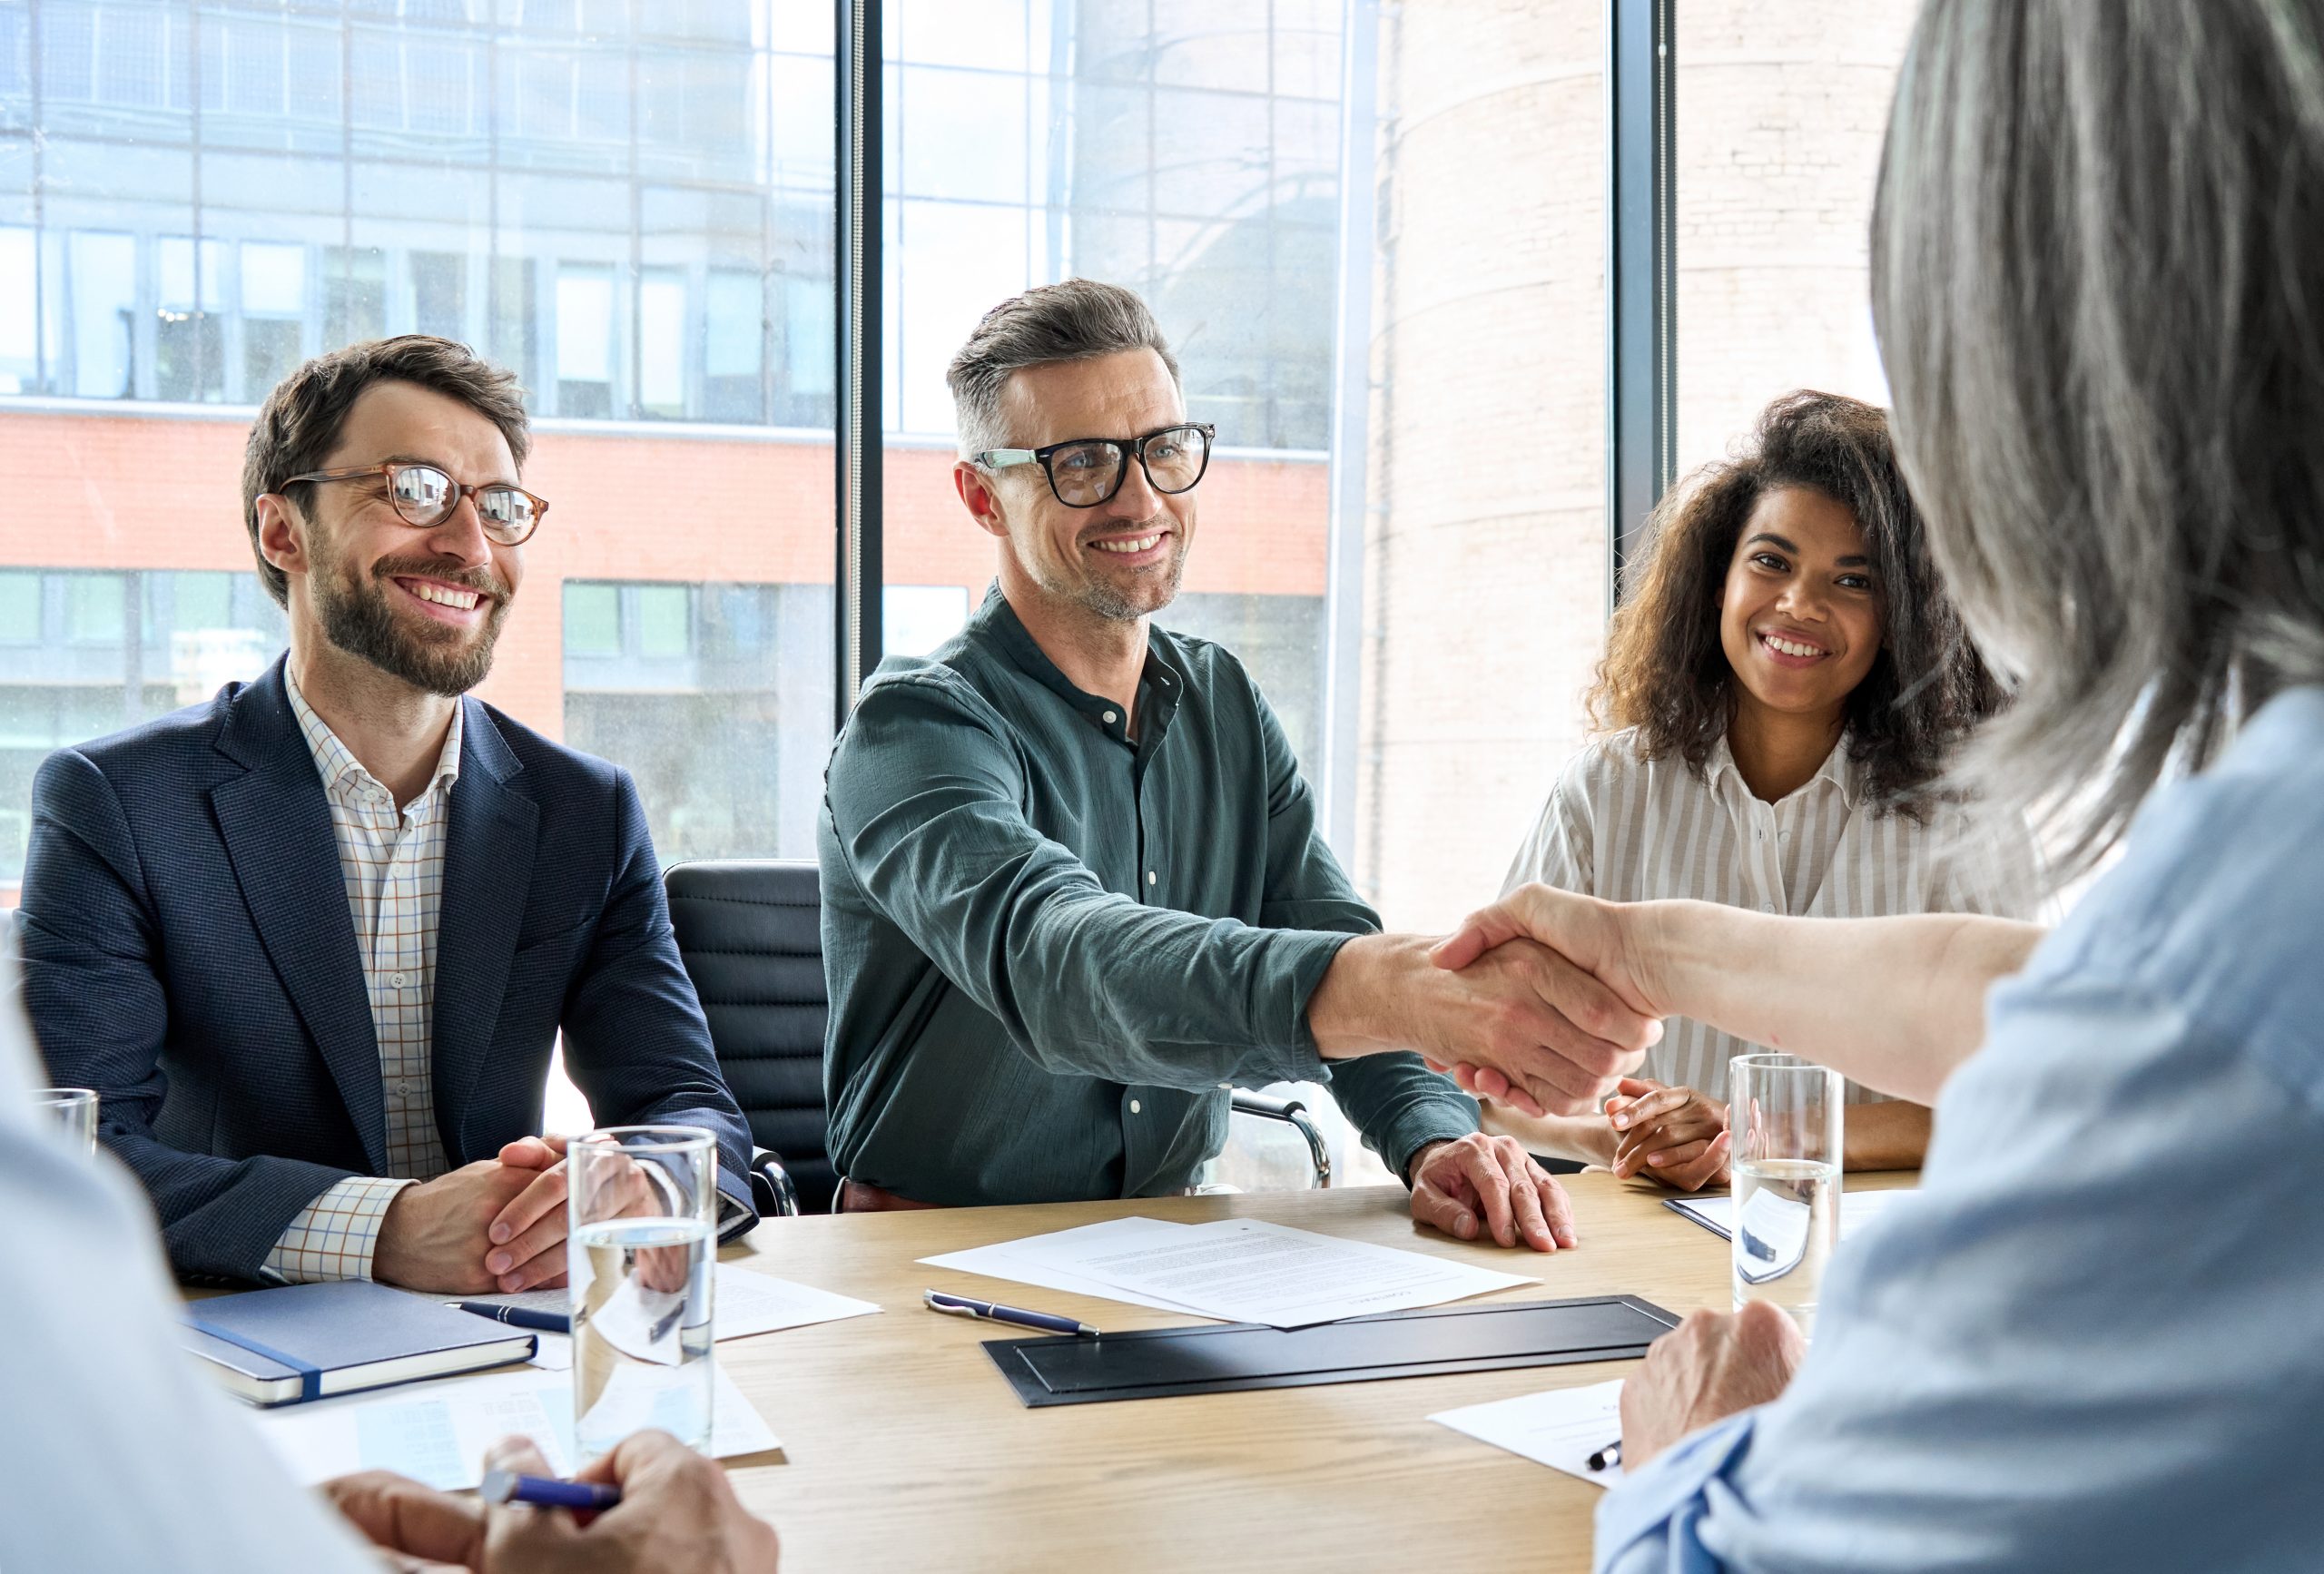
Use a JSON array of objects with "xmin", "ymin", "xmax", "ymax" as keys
[{"xmin": 1606, "ymin": 1077, "xmax": 1730, "ymax": 1191}]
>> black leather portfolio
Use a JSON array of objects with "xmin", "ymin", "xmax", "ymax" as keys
[{"xmin": 983, "ymin": 1294, "xmax": 1680, "ymax": 1408}]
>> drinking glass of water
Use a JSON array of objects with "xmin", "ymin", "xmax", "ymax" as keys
[
  {"xmin": 568, "ymin": 1125, "xmax": 717, "ymax": 1463},
  {"xmin": 34, "ymin": 1088, "xmax": 98, "ymax": 1155},
  {"xmin": 1728, "ymin": 1053, "xmax": 1844, "ymax": 1335}
]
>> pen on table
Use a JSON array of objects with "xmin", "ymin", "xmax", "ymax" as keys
[
  {"xmin": 1588, "ymin": 1439, "xmax": 1623, "ymax": 1472},
  {"xmin": 456, "ymin": 1302, "xmax": 571, "ymax": 1335},
  {"xmin": 479, "ymin": 1471, "xmax": 620, "ymax": 1510},
  {"xmin": 922, "ymin": 1288, "xmax": 1100, "ymax": 1338}
]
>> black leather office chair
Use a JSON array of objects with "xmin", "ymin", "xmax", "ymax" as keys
[{"xmin": 663, "ymin": 860, "xmax": 833, "ymax": 1216}]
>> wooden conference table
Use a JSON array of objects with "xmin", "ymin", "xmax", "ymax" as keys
[{"xmin": 707, "ymin": 1169, "xmax": 1916, "ymax": 1573}]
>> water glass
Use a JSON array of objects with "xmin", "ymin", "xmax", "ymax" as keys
[
  {"xmin": 568, "ymin": 1126, "xmax": 717, "ymax": 1463},
  {"xmin": 1728, "ymin": 1054, "xmax": 1844, "ymax": 1334},
  {"xmin": 34, "ymin": 1088, "xmax": 98, "ymax": 1155}
]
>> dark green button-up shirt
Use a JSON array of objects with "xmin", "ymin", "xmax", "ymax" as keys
[{"xmin": 817, "ymin": 587, "xmax": 1479, "ymax": 1205}]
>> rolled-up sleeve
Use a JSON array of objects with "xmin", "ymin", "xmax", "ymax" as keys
[{"xmin": 825, "ymin": 673, "xmax": 1345, "ymax": 1090}]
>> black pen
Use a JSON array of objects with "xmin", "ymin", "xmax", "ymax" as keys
[
  {"xmin": 923, "ymin": 1289, "xmax": 1099, "ymax": 1338},
  {"xmin": 1588, "ymin": 1439, "xmax": 1623, "ymax": 1471},
  {"xmin": 456, "ymin": 1301, "xmax": 571, "ymax": 1334}
]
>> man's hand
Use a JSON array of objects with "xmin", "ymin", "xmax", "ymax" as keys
[
  {"xmin": 1426, "ymin": 886, "xmax": 1674, "ymax": 1119},
  {"xmin": 1619, "ymin": 1302, "xmax": 1806, "ymax": 1470},
  {"xmin": 1407, "ymin": 1132, "xmax": 1577, "ymax": 1252},
  {"xmin": 1310, "ymin": 931, "xmax": 1662, "ymax": 1117},
  {"xmin": 374, "ymin": 1150, "xmax": 566, "ymax": 1295},
  {"xmin": 325, "ymin": 1431, "xmax": 780, "ymax": 1574},
  {"xmin": 482, "ymin": 1135, "xmax": 573, "ymax": 1293},
  {"xmin": 1606, "ymin": 1078, "xmax": 1731, "ymax": 1191}
]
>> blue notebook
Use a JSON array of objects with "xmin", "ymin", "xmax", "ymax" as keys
[{"xmin": 182, "ymin": 1281, "xmax": 537, "ymax": 1407}]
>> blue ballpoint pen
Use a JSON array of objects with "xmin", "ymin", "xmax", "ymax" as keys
[
  {"xmin": 923, "ymin": 1288, "xmax": 1100, "ymax": 1338},
  {"xmin": 455, "ymin": 1301, "xmax": 572, "ymax": 1335},
  {"xmin": 479, "ymin": 1471, "xmax": 621, "ymax": 1510}
]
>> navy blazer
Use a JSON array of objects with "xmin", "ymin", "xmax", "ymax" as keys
[{"xmin": 17, "ymin": 656, "xmax": 754, "ymax": 1283}]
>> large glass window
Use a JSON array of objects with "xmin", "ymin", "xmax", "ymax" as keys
[
  {"xmin": 881, "ymin": 4, "xmax": 1611, "ymax": 1177},
  {"xmin": 0, "ymin": 2, "xmax": 838, "ymax": 906},
  {"xmin": 881, "ymin": 0, "xmax": 1350, "ymax": 797}
]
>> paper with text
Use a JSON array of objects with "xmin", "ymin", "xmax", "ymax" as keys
[
  {"xmin": 1002, "ymin": 1218, "xmax": 1538, "ymax": 1329},
  {"xmin": 920, "ymin": 1216, "xmax": 1216, "ymax": 1316},
  {"xmin": 251, "ymin": 1362, "xmax": 778, "ymax": 1490},
  {"xmin": 1431, "ymin": 1378, "xmax": 1627, "ymax": 1485}
]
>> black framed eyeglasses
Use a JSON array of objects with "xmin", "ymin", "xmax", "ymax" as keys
[
  {"xmin": 974, "ymin": 422, "xmax": 1215, "ymax": 508},
  {"xmin": 279, "ymin": 461, "xmax": 547, "ymax": 546}
]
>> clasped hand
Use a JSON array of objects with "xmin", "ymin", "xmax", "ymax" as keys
[
  {"xmin": 1606, "ymin": 1078, "xmax": 1730, "ymax": 1191},
  {"xmin": 1422, "ymin": 884, "xmax": 1675, "ymax": 1120},
  {"xmin": 373, "ymin": 1136, "xmax": 577, "ymax": 1294}
]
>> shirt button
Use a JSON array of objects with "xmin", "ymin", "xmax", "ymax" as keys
[
  {"xmin": 1129, "ymin": 1099, "xmax": 1143, "ymax": 1115},
  {"xmin": 388, "ymin": 972, "xmax": 408, "ymax": 989},
  {"xmin": 1146, "ymin": 871, "xmax": 1157, "ymax": 886},
  {"xmin": 1102, "ymin": 710, "xmax": 1118, "ymax": 724}
]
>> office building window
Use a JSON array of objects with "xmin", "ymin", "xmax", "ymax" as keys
[{"xmin": 0, "ymin": 5, "xmax": 838, "ymax": 907}]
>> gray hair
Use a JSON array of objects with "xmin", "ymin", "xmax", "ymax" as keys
[
  {"xmin": 945, "ymin": 280, "xmax": 1182, "ymax": 459},
  {"xmin": 1871, "ymin": 1, "xmax": 2324, "ymax": 882}
]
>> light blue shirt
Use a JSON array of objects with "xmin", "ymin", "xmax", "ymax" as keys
[{"xmin": 1597, "ymin": 685, "xmax": 2324, "ymax": 1572}]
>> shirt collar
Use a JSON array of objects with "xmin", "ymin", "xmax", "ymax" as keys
[
  {"xmin": 1706, "ymin": 725, "xmax": 1863, "ymax": 812},
  {"xmin": 285, "ymin": 662, "xmax": 464, "ymax": 805},
  {"xmin": 971, "ymin": 584, "xmax": 1186, "ymax": 746}
]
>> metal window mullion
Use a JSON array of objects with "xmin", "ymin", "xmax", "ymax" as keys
[
  {"xmin": 1318, "ymin": 0, "xmax": 1379, "ymax": 861},
  {"xmin": 1605, "ymin": 0, "xmax": 1675, "ymax": 610},
  {"xmin": 832, "ymin": 0, "xmax": 882, "ymax": 729}
]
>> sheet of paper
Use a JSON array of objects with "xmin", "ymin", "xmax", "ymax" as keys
[
  {"xmin": 920, "ymin": 1216, "xmax": 1216, "ymax": 1317},
  {"xmin": 251, "ymin": 1362, "xmax": 777, "ymax": 1490},
  {"xmin": 1431, "ymin": 1378, "xmax": 1626, "ymax": 1486},
  {"xmin": 1003, "ymin": 1217, "xmax": 1539, "ymax": 1329},
  {"xmin": 1667, "ymin": 1187, "xmax": 1906, "ymax": 1243},
  {"xmin": 458, "ymin": 1264, "xmax": 881, "ymax": 1367}
]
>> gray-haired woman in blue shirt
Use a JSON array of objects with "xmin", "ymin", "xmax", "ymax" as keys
[{"xmin": 1436, "ymin": 4, "xmax": 2324, "ymax": 1569}]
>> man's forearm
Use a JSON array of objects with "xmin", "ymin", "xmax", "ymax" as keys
[
  {"xmin": 1643, "ymin": 903, "xmax": 2045, "ymax": 1104},
  {"xmin": 1305, "ymin": 932, "xmax": 1433, "ymax": 1057}
]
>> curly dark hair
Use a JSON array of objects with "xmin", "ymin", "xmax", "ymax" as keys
[{"xmin": 1590, "ymin": 389, "xmax": 2002, "ymax": 817}]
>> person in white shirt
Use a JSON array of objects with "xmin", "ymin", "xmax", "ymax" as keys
[
  {"xmin": 0, "ymin": 943, "xmax": 778, "ymax": 1573},
  {"xmin": 1494, "ymin": 391, "xmax": 2034, "ymax": 1188}
]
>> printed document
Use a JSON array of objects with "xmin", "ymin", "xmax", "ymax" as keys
[
  {"xmin": 1431, "ymin": 1378, "xmax": 1627, "ymax": 1485},
  {"xmin": 921, "ymin": 1216, "xmax": 1216, "ymax": 1316},
  {"xmin": 1000, "ymin": 1217, "xmax": 1538, "ymax": 1329},
  {"xmin": 252, "ymin": 1363, "xmax": 777, "ymax": 1490}
]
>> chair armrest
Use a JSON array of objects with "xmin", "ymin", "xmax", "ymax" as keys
[
  {"xmin": 1227, "ymin": 1091, "xmax": 1332, "ymax": 1188},
  {"xmin": 749, "ymin": 1147, "xmax": 802, "ymax": 1217}
]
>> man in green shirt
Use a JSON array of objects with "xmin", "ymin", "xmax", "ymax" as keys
[{"xmin": 817, "ymin": 280, "xmax": 1659, "ymax": 1251}]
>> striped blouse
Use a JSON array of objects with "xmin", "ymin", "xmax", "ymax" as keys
[{"xmin": 1502, "ymin": 725, "xmax": 2040, "ymax": 1102}]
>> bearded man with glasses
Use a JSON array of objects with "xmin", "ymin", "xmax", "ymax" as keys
[
  {"xmin": 817, "ymin": 280, "xmax": 1659, "ymax": 1247},
  {"xmin": 17, "ymin": 335, "xmax": 757, "ymax": 1291}
]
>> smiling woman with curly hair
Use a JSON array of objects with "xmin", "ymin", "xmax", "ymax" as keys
[{"xmin": 1489, "ymin": 389, "xmax": 2038, "ymax": 1185}]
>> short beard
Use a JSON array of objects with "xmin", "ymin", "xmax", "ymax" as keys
[
  {"xmin": 1061, "ymin": 527, "xmax": 1188, "ymax": 624},
  {"xmin": 311, "ymin": 548, "xmax": 511, "ymax": 697}
]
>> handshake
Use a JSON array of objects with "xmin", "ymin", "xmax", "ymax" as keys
[{"xmin": 1309, "ymin": 883, "xmax": 1677, "ymax": 1117}]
